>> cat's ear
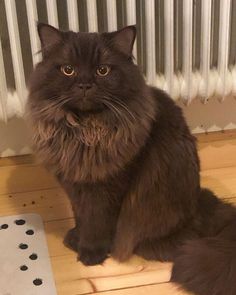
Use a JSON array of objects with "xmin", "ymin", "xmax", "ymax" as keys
[
  {"xmin": 37, "ymin": 23, "xmax": 63, "ymax": 55},
  {"xmin": 109, "ymin": 26, "xmax": 136, "ymax": 57}
]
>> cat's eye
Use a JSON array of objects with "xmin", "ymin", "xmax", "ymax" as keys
[
  {"xmin": 61, "ymin": 65, "xmax": 75, "ymax": 76},
  {"xmin": 96, "ymin": 65, "xmax": 110, "ymax": 77}
]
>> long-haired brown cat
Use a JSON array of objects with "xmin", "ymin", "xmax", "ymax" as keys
[{"xmin": 28, "ymin": 23, "xmax": 236, "ymax": 295}]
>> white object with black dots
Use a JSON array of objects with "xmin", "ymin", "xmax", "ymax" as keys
[{"xmin": 0, "ymin": 213, "xmax": 57, "ymax": 295}]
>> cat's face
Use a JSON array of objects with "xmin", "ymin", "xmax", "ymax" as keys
[{"xmin": 29, "ymin": 24, "xmax": 146, "ymax": 122}]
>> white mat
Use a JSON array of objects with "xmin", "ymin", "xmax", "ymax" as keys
[{"xmin": 0, "ymin": 213, "xmax": 57, "ymax": 295}]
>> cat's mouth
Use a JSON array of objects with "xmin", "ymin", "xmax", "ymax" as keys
[{"xmin": 65, "ymin": 99, "xmax": 106, "ymax": 116}]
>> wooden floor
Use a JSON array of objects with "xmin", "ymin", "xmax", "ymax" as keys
[{"xmin": 1, "ymin": 131, "xmax": 236, "ymax": 295}]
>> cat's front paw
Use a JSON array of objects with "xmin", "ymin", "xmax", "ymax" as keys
[
  {"xmin": 79, "ymin": 247, "xmax": 108, "ymax": 266},
  {"xmin": 64, "ymin": 227, "xmax": 79, "ymax": 252}
]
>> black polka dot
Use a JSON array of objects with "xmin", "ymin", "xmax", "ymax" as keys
[
  {"xmin": 19, "ymin": 243, "xmax": 28, "ymax": 250},
  {"xmin": 33, "ymin": 278, "xmax": 43, "ymax": 286},
  {"xmin": 15, "ymin": 219, "xmax": 26, "ymax": 225},
  {"xmin": 20, "ymin": 265, "xmax": 28, "ymax": 271},
  {"xmin": 1, "ymin": 224, "xmax": 8, "ymax": 229},
  {"xmin": 29, "ymin": 253, "xmax": 38, "ymax": 260},
  {"xmin": 26, "ymin": 229, "xmax": 34, "ymax": 235}
]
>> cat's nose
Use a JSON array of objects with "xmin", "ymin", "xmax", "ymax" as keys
[{"xmin": 78, "ymin": 83, "xmax": 92, "ymax": 91}]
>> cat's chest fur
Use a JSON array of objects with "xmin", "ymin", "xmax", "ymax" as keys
[{"xmin": 33, "ymin": 113, "xmax": 152, "ymax": 183}]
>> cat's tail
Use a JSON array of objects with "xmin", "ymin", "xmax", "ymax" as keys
[{"xmin": 171, "ymin": 189, "xmax": 236, "ymax": 295}]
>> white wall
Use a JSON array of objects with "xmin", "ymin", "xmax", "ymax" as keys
[
  {"xmin": 0, "ymin": 117, "xmax": 31, "ymax": 157},
  {"xmin": 178, "ymin": 95, "xmax": 236, "ymax": 133}
]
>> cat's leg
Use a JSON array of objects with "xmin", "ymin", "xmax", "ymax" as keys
[
  {"xmin": 134, "ymin": 227, "xmax": 198, "ymax": 262},
  {"xmin": 68, "ymin": 183, "xmax": 121, "ymax": 266},
  {"xmin": 63, "ymin": 208, "xmax": 81, "ymax": 253},
  {"xmin": 64, "ymin": 227, "xmax": 79, "ymax": 252},
  {"xmin": 112, "ymin": 189, "xmax": 196, "ymax": 262},
  {"xmin": 57, "ymin": 178, "xmax": 81, "ymax": 252},
  {"xmin": 134, "ymin": 238, "xmax": 176, "ymax": 261},
  {"xmin": 112, "ymin": 215, "xmax": 196, "ymax": 262},
  {"xmin": 111, "ymin": 197, "xmax": 140, "ymax": 262}
]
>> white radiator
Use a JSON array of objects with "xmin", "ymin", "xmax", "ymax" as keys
[{"xmin": 1, "ymin": 0, "xmax": 236, "ymax": 122}]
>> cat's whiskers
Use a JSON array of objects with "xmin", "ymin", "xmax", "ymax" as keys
[
  {"xmin": 99, "ymin": 97, "xmax": 130, "ymax": 129},
  {"xmin": 37, "ymin": 96, "xmax": 65, "ymax": 113},
  {"xmin": 99, "ymin": 98, "xmax": 128, "ymax": 130},
  {"xmin": 100, "ymin": 96, "xmax": 135, "ymax": 131},
  {"xmin": 38, "ymin": 95, "xmax": 73, "ymax": 114},
  {"xmin": 111, "ymin": 98, "xmax": 136, "ymax": 121},
  {"xmin": 102, "ymin": 93, "xmax": 136, "ymax": 122}
]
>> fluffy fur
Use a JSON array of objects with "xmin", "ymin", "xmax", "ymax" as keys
[{"xmin": 27, "ymin": 24, "xmax": 236, "ymax": 295}]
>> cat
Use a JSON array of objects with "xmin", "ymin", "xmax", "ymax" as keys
[{"xmin": 27, "ymin": 23, "xmax": 236, "ymax": 295}]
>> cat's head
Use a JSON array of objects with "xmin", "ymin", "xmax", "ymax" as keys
[{"xmin": 28, "ymin": 24, "xmax": 147, "ymax": 124}]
